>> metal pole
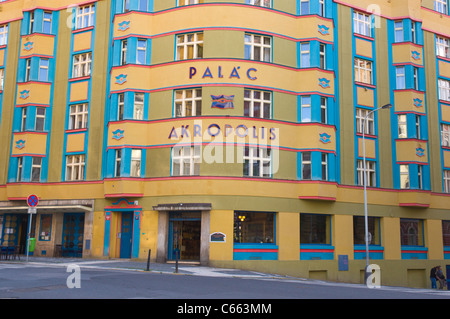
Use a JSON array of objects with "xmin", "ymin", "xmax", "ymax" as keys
[
  {"xmin": 362, "ymin": 104, "xmax": 392, "ymax": 285},
  {"xmin": 26, "ymin": 212, "xmax": 33, "ymax": 262},
  {"xmin": 362, "ymin": 113, "xmax": 370, "ymax": 283},
  {"xmin": 146, "ymin": 249, "xmax": 151, "ymax": 271},
  {"xmin": 175, "ymin": 249, "xmax": 179, "ymax": 273}
]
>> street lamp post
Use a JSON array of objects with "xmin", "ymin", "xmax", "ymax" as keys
[{"xmin": 362, "ymin": 103, "xmax": 392, "ymax": 284}]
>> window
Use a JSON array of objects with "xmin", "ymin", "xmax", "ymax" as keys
[
  {"xmin": 31, "ymin": 157, "xmax": 42, "ymax": 182},
  {"xmin": 29, "ymin": 11, "xmax": 34, "ymax": 34},
  {"xmin": 73, "ymin": 52, "xmax": 92, "ymax": 78},
  {"xmin": 138, "ymin": 0, "xmax": 148, "ymax": 11},
  {"xmin": 120, "ymin": 39, "xmax": 127, "ymax": 65},
  {"xmin": 39, "ymin": 215, "xmax": 52, "ymax": 241},
  {"xmin": 353, "ymin": 11, "xmax": 371, "ymax": 37},
  {"xmin": 115, "ymin": 149, "xmax": 122, "ymax": 177},
  {"xmin": 38, "ymin": 58, "xmax": 49, "ymax": 82},
  {"xmin": 245, "ymin": 33, "xmax": 271, "ymax": 62},
  {"xmin": 35, "ymin": 107, "xmax": 45, "ymax": 131},
  {"xmin": 66, "ymin": 154, "xmax": 85, "ymax": 181},
  {"xmin": 320, "ymin": 97, "xmax": 327, "ymax": 124},
  {"xmin": 130, "ymin": 149, "xmax": 141, "ymax": 177},
  {"xmin": 175, "ymin": 88, "xmax": 202, "ymax": 117},
  {"xmin": 436, "ymin": 36, "xmax": 450, "ymax": 59},
  {"xmin": 118, "ymin": 94, "xmax": 124, "ymax": 121},
  {"xmin": 321, "ymin": 153, "xmax": 328, "ymax": 181},
  {"xmin": 246, "ymin": 0, "xmax": 270, "ymax": 7},
  {"xmin": 357, "ymin": 159, "xmax": 376, "ymax": 187},
  {"xmin": 411, "ymin": 22, "xmax": 416, "ymax": 44},
  {"xmin": 76, "ymin": 4, "xmax": 95, "ymax": 29},
  {"xmin": 300, "ymin": 42, "xmax": 310, "ymax": 68},
  {"xmin": 299, "ymin": 0, "xmax": 310, "ymax": 15},
  {"xmin": 69, "ymin": 103, "xmax": 89, "ymax": 130},
  {"xmin": 17, "ymin": 157, "xmax": 23, "ymax": 182},
  {"xmin": 43, "ymin": 11, "xmax": 52, "ymax": 34},
  {"xmin": 300, "ymin": 213, "xmax": 329, "ymax": 244},
  {"xmin": 244, "ymin": 89, "xmax": 271, "ymax": 119},
  {"xmin": 133, "ymin": 93, "xmax": 144, "ymax": 120},
  {"xmin": 400, "ymin": 219, "xmax": 423, "ymax": 246},
  {"xmin": 434, "ymin": 0, "xmax": 448, "ymax": 14},
  {"xmin": 25, "ymin": 58, "xmax": 31, "ymax": 82},
  {"xmin": 319, "ymin": 43, "xmax": 326, "ymax": 69},
  {"xmin": 418, "ymin": 165, "xmax": 424, "ymax": 190},
  {"xmin": 398, "ymin": 114, "xmax": 407, "ymax": 138},
  {"xmin": 319, "ymin": 0, "xmax": 325, "ymax": 17},
  {"xmin": 0, "ymin": 68, "xmax": 4, "ymax": 90},
  {"xmin": 439, "ymin": 79, "xmax": 450, "ymax": 101},
  {"xmin": 444, "ymin": 170, "xmax": 450, "ymax": 193},
  {"xmin": 413, "ymin": 67, "xmax": 419, "ymax": 90},
  {"xmin": 172, "ymin": 146, "xmax": 201, "ymax": 176},
  {"xmin": 441, "ymin": 123, "xmax": 450, "ymax": 147},
  {"xmin": 176, "ymin": 33, "xmax": 203, "ymax": 60},
  {"xmin": 178, "ymin": 0, "xmax": 204, "ymax": 5},
  {"xmin": 355, "ymin": 108, "xmax": 374, "ymax": 135},
  {"xmin": 301, "ymin": 152, "xmax": 311, "ymax": 180},
  {"xmin": 354, "ymin": 58, "xmax": 372, "ymax": 84},
  {"xmin": 243, "ymin": 147, "xmax": 271, "ymax": 178},
  {"xmin": 0, "ymin": 24, "xmax": 8, "ymax": 46},
  {"xmin": 394, "ymin": 21, "xmax": 404, "ymax": 43},
  {"xmin": 415, "ymin": 115, "xmax": 421, "ymax": 139},
  {"xmin": 399, "ymin": 164, "xmax": 410, "ymax": 189},
  {"xmin": 234, "ymin": 211, "xmax": 275, "ymax": 244},
  {"xmin": 123, "ymin": 0, "xmax": 130, "ymax": 12},
  {"xmin": 443, "ymin": 220, "xmax": 450, "ymax": 246},
  {"xmin": 300, "ymin": 96, "xmax": 311, "ymax": 123},
  {"xmin": 21, "ymin": 107, "xmax": 27, "ymax": 131},
  {"xmin": 353, "ymin": 216, "xmax": 380, "ymax": 245},
  {"xmin": 396, "ymin": 66, "xmax": 406, "ymax": 89},
  {"xmin": 137, "ymin": 39, "xmax": 147, "ymax": 64}
]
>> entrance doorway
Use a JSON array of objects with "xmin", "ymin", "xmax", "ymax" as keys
[
  {"xmin": 168, "ymin": 212, "xmax": 201, "ymax": 261},
  {"xmin": 120, "ymin": 212, "xmax": 133, "ymax": 258},
  {"xmin": 1, "ymin": 214, "xmax": 35, "ymax": 254},
  {"xmin": 62, "ymin": 213, "xmax": 85, "ymax": 257}
]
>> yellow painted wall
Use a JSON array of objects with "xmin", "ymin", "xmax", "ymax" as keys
[
  {"xmin": 425, "ymin": 219, "xmax": 444, "ymax": 260},
  {"xmin": 209, "ymin": 210, "xmax": 234, "ymax": 261},
  {"xmin": 381, "ymin": 217, "xmax": 401, "ymax": 260},
  {"xmin": 277, "ymin": 212, "xmax": 300, "ymax": 260},
  {"xmin": 332, "ymin": 214, "xmax": 354, "ymax": 259}
]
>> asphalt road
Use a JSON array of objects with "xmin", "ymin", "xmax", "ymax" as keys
[{"xmin": 1, "ymin": 260, "xmax": 450, "ymax": 302}]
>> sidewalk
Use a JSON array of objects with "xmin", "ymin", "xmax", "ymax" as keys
[{"xmin": 2, "ymin": 256, "xmax": 286, "ymax": 279}]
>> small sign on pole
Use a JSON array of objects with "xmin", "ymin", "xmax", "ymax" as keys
[{"xmin": 26, "ymin": 194, "xmax": 38, "ymax": 262}]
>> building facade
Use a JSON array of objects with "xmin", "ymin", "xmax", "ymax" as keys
[{"xmin": 0, "ymin": 0, "xmax": 450, "ymax": 288}]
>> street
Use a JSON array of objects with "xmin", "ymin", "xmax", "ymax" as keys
[{"xmin": 0, "ymin": 259, "xmax": 450, "ymax": 302}]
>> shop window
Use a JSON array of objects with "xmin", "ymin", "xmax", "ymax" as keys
[
  {"xmin": 442, "ymin": 220, "xmax": 450, "ymax": 246},
  {"xmin": 234, "ymin": 211, "xmax": 275, "ymax": 244},
  {"xmin": 300, "ymin": 213, "xmax": 330, "ymax": 244},
  {"xmin": 39, "ymin": 215, "xmax": 52, "ymax": 241},
  {"xmin": 353, "ymin": 216, "xmax": 380, "ymax": 245},
  {"xmin": 400, "ymin": 219, "xmax": 423, "ymax": 246}
]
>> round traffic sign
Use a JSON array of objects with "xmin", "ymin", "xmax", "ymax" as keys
[{"xmin": 27, "ymin": 194, "xmax": 39, "ymax": 207}]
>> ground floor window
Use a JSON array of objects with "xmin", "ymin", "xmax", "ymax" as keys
[
  {"xmin": 442, "ymin": 220, "xmax": 450, "ymax": 246},
  {"xmin": 400, "ymin": 218, "xmax": 423, "ymax": 246},
  {"xmin": 233, "ymin": 211, "xmax": 275, "ymax": 244},
  {"xmin": 353, "ymin": 216, "xmax": 380, "ymax": 245},
  {"xmin": 300, "ymin": 213, "xmax": 330, "ymax": 244}
]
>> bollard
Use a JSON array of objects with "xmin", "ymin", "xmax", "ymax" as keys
[
  {"xmin": 146, "ymin": 249, "xmax": 151, "ymax": 271},
  {"xmin": 175, "ymin": 249, "xmax": 179, "ymax": 273}
]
